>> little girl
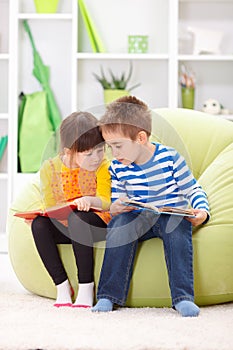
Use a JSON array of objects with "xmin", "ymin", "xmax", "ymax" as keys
[{"xmin": 31, "ymin": 111, "xmax": 111, "ymax": 308}]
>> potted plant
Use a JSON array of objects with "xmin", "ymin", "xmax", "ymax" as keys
[
  {"xmin": 93, "ymin": 62, "xmax": 140, "ymax": 104},
  {"xmin": 33, "ymin": 0, "xmax": 59, "ymax": 13}
]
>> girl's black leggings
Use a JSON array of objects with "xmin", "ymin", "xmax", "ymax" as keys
[{"xmin": 31, "ymin": 210, "xmax": 107, "ymax": 285}]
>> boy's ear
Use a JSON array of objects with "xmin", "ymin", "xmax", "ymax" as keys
[{"xmin": 137, "ymin": 131, "xmax": 148, "ymax": 144}]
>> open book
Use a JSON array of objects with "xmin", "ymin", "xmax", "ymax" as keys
[
  {"xmin": 121, "ymin": 199, "xmax": 195, "ymax": 218},
  {"xmin": 14, "ymin": 201, "xmax": 102, "ymax": 221}
]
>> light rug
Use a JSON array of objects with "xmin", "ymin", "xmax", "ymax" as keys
[{"xmin": 0, "ymin": 281, "xmax": 233, "ymax": 350}]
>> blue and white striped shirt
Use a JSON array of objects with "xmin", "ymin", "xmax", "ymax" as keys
[{"xmin": 109, "ymin": 143, "xmax": 209, "ymax": 213}]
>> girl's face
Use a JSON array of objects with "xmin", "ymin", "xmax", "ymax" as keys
[{"xmin": 65, "ymin": 146, "xmax": 105, "ymax": 171}]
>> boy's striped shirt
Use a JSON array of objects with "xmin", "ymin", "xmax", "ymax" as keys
[{"xmin": 109, "ymin": 143, "xmax": 209, "ymax": 213}]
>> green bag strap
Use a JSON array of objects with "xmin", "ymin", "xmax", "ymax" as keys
[{"xmin": 18, "ymin": 93, "xmax": 26, "ymax": 134}]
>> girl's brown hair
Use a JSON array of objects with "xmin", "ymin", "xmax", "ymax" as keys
[{"xmin": 60, "ymin": 111, "xmax": 104, "ymax": 154}]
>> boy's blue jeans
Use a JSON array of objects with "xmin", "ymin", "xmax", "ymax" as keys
[{"xmin": 96, "ymin": 210, "xmax": 194, "ymax": 307}]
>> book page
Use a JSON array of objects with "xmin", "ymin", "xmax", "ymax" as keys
[{"xmin": 121, "ymin": 199, "xmax": 195, "ymax": 217}]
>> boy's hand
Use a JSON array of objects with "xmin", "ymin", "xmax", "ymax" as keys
[
  {"xmin": 185, "ymin": 209, "xmax": 208, "ymax": 226},
  {"xmin": 110, "ymin": 197, "xmax": 136, "ymax": 216}
]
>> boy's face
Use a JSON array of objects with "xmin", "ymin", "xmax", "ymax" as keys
[{"xmin": 102, "ymin": 131, "xmax": 141, "ymax": 165}]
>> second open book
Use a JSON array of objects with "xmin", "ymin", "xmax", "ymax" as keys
[{"xmin": 121, "ymin": 199, "xmax": 195, "ymax": 218}]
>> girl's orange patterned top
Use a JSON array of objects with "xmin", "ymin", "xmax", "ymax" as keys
[{"xmin": 40, "ymin": 155, "xmax": 111, "ymax": 225}]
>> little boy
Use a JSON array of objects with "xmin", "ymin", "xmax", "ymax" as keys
[{"xmin": 92, "ymin": 96, "xmax": 209, "ymax": 317}]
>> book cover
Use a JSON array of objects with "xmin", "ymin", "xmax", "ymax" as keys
[
  {"xmin": 14, "ymin": 201, "xmax": 104, "ymax": 221},
  {"xmin": 14, "ymin": 202, "xmax": 77, "ymax": 221},
  {"xmin": 121, "ymin": 199, "xmax": 195, "ymax": 218}
]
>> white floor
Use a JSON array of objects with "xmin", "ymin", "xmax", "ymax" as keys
[
  {"xmin": 0, "ymin": 252, "xmax": 27, "ymax": 293},
  {"xmin": 1, "ymin": 252, "xmax": 233, "ymax": 350}
]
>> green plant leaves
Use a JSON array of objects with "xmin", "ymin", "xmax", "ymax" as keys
[{"xmin": 93, "ymin": 62, "xmax": 140, "ymax": 91}]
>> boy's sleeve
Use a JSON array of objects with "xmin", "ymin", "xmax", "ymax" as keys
[
  {"xmin": 96, "ymin": 159, "xmax": 111, "ymax": 210},
  {"xmin": 109, "ymin": 163, "xmax": 128, "ymax": 203},
  {"xmin": 172, "ymin": 151, "xmax": 210, "ymax": 215}
]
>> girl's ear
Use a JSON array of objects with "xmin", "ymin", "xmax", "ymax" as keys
[
  {"xmin": 63, "ymin": 147, "xmax": 71, "ymax": 156},
  {"xmin": 137, "ymin": 131, "xmax": 148, "ymax": 144}
]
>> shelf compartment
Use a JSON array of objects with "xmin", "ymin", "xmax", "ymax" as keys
[
  {"xmin": 18, "ymin": 19, "xmax": 72, "ymax": 119},
  {"xmin": 0, "ymin": 60, "xmax": 9, "ymax": 114},
  {"xmin": 77, "ymin": 59, "xmax": 169, "ymax": 111},
  {"xmin": 179, "ymin": 1, "xmax": 233, "ymax": 55},
  {"xmin": 78, "ymin": 0, "xmax": 169, "ymax": 55},
  {"xmin": 18, "ymin": 0, "xmax": 72, "ymax": 14},
  {"xmin": 0, "ymin": 0, "xmax": 9, "ymax": 54},
  {"xmin": 178, "ymin": 60, "xmax": 233, "ymax": 111}
]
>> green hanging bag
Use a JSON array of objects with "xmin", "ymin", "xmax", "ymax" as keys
[
  {"xmin": 18, "ymin": 91, "xmax": 57, "ymax": 173},
  {"xmin": 18, "ymin": 21, "xmax": 62, "ymax": 173}
]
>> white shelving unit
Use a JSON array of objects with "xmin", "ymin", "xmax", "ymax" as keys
[
  {"xmin": 0, "ymin": 0, "xmax": 10, "ymax": 248},
  {"xmin": 0, "ymin": 0, "xmax": 232, "ymax": 246}
]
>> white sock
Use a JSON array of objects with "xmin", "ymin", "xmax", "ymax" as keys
[
  {"xmin": 73, "ymin": 282, "xmax": 94, "ymax": 307},
  {"xmin": 55, "ymin": 279, "xmax": 72, "ymax": 305}
]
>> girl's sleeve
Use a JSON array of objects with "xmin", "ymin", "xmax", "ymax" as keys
[
  {"xmin": 96, "ymin": 159, "xmax": 111, "ymax": 210},
  {"xmin": 40, "ymin": 159, "xmax": 56, "ymax": 209}
]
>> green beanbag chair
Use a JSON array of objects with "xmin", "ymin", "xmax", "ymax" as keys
[{"xmin": 7, "ymin": 108, "xmax": 233, "ymax": 306}]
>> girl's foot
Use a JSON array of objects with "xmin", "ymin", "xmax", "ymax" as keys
[
  {"xmin": 54, "ymin": 279, "xmax": 73, "ymax": 308},
  {"xmin": 72, "ymin": 282, "xmax": 94, "ymax": 308}
]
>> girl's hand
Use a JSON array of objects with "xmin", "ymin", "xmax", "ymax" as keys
[
  {"xmin": 185, "ymin": 209, "xmax": 208, "ymax": 227},
  {"xmin": 73, "ymin": 197, "xmax": 92, "ymax": 211},
  {"xmin": 110, "ymin": 197, "xmax": 136, "ymax": 216}
]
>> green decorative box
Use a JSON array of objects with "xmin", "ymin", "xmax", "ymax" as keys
[{"xmin": 128, "ymin": 35, "xmax": 148, "ymax": 53}]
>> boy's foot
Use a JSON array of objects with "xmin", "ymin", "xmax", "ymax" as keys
[
  {"xmin": 175, "ymin": 300, "xmax": 200, "ymax": 317},
  {"xmin": 91, "ymin": 298, "xmax": 113, "ymax": 312}
]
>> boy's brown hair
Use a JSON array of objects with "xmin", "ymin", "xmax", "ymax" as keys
[
  {"xmin": 99, "ymin": 96, "xmax": 152, "ymax": 140},
  {"xmin": 60, "ymin": 111, "xmax": 104, "ymax": 153}
]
